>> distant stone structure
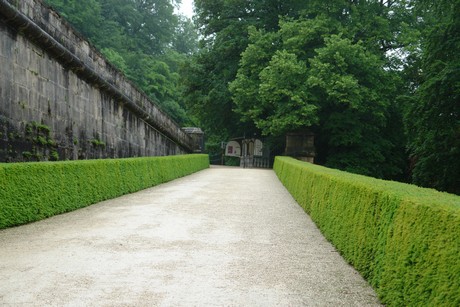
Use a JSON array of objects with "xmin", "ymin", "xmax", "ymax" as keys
[
  {"xmin": 284, "ymin": 130, "xmax": 315, "ymax": 163},
  {"xmin": 181, "ymin": 127, "xmax": 204, "ymax": 153},
  {"xmin": 0, "ymin": 0, "xmax": 200, "ymax": 162}
]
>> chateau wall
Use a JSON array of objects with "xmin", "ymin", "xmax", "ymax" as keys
[{"xmin": 0, "ymin": 0, "xmax": 194, "ymax": 161}]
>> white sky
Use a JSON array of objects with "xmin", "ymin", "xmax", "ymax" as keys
[{"xmin": 177, "ymin": 0, "xmax": 194, "ymax": 19}]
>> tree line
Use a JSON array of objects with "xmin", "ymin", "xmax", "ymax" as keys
[
  {"xmin": 45, "ymin": 0, "xmax": 459, "ymax": 194},
  {"xmin": 184, "ymin": 0, "xmax": 459, "ymax": 194}
]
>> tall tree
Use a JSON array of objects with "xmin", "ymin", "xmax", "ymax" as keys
[
  {"xmin": 99, "ymin": 0, "xmax": 179, "ymax": 54},
  {"xmin": 308, "ymin": 35, "xmax": 404, "ymax": 178},
  {"xmin": 46, "ymin": 0, "xmax": 103, "ymax": 43},
  {"xmin": 182, "ymin": 0, "xmax": 310, "ymax": 143},
  {"xmin": 230, "ymin": 15, "xmax": 339, "ymax": 137},
  {"xmin": 406, "ymin": 0, "xmax": 460, "ymax": 194},
  {"xmin": 230, "ymin": 1, "xmax": 411, "ymax": 179},
  {"xmin": 173, "ymin": 16, "xmax": 199, "ymax": 55}
]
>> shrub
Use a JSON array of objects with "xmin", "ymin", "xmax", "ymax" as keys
[
  {"xmin": 274, "ymin": 156, "xmax": 460, "ymax": 306},
  {"xmin": 0, "ymin": 154, "xmax": 209, "ymax": 229}
]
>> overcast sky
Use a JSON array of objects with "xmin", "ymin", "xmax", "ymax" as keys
[{"xmin": 177, "ymin": 0, "xmax": 194, "ymax": 19}]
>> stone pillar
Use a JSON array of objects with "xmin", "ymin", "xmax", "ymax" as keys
[
  {"xmin": 284, "ymin": 129, "xmax": 315, "ymax": 163},
  {"xmin": 182, "ymin": 127, "xmax": 204, "ymax": 153}
]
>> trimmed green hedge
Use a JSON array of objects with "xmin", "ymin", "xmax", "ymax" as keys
[
  {"xmin": 274, "ymin": 156, "xmax": 460, "ymax": 307},
  {"xmin": 0, "ymin": 154, "xmax": 209, "ymax": 229}
]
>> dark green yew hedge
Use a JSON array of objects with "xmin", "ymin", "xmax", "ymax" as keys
[
  {"xmin": 0, "ymin": 154, "xmax": 209, "ymax": 229},
  {"xmin": 274, "ymin": 156, "xmax": 459, "ymax": 307}
]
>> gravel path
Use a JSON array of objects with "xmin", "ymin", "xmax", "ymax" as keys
[{"xmin": 0, "ymin": 166, "xmax": 381, "ymax": 306}]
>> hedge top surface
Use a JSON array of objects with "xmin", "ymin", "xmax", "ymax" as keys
[
  {"xmin": 275, "ymin": 157, "xmax": 460, "ymax": 209},
  {"xmin": 0, "ymin": 154, "xmax": 208, "ymax": 167},
  {"xmin": 0, "ymin": 154, "xmax": 209, "ymax": 229}
]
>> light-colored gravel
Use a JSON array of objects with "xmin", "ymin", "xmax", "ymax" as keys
[{"xmin": 0, "ymin": 166, "xmax": 381, "ymax": 306}]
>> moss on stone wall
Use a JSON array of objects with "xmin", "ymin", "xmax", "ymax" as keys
[{"xmin": 0, "ymin": 119, "xmax": 59, "ymax": 162}]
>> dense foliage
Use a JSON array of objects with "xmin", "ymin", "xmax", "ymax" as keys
[
  {"xmin": 44, "ymin": 0, "xmax": 459, "ymax": 193},
  {"xmin": 274, "ymin": 156, "xmax": 460, "ymax": 306},
  {"xmin": 226, "ymin": 1, "xmax": 414, "ymax": 180},
  {"xmin": 0, "ymin": 155, "xmax": 209, "ymax": 228},
  {"xmin": 406, "ymin": 0, "xmax": 460, "ymax": 194},
  {"xmin": 181, "ymin": 0, "xmax": 310, "ymax": 153},
  {"xmin": 185, "ymin": 0, "xmax": 459, "ymax": 192}
]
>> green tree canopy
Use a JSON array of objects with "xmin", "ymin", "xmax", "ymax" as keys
[
  {"xmin": 182, "ymin": 0, "xmax": 311, "ymax": 141},
  {"xmin": 229, "ymin": 8, "xmax": 408, "ymax": 179},
  {"xmin": 308, "ymin": 35, "xmax": 403, "ymax": 178},
  {"xmin": 406, "ymin": 0, "xmax": 460, "ymax": 193}
]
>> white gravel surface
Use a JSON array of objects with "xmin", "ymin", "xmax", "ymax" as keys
[{"xmin": 0, "ymin": 166, "xmax": 381, "ymax": 306}]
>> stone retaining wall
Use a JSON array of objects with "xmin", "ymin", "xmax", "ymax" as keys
[{"xmin": 0, "ymin": 0, "xmax": 195, "ymax": 162}]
